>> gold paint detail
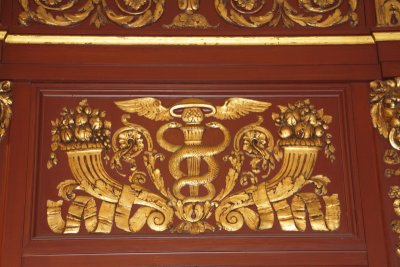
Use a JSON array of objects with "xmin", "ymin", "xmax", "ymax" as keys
[
  {"xmin": 375, "ymin": 0, "xmax": 400, "ymax": 27},
  {"xmin": 373, "ymin": 32, "xmax": 400, "ymax": 42},
  {"xmin": 0, "ymin": 81, "xmax": 12, "ymax": 142},
  {"xmin": 5, "ymin": 35, "xmax": 375, "ymax": 46},
  {"xmin": 164, "ymin": 0, "xmax": 217, "ymax": 29},
  {"xmin": 19, "ymin": 0, "xmax": 165, "ymax": 28},
  {"xmin": 370, "ymin": 78, "xmax": 400, "ymax": 256},
  {"xmin": 0, "ymin": 31, "xmax": 7, "ymax": 40},
  {"xmin": 215, "ymin": 0, "xmax": 358, "ymax": 28},
  {"xmin": 370, "ymin": 78, "xmax": 400, "ymax": 150},
  {"xmin": 47, "ymin": 97, "xmax": 340, "ymax": 234}
]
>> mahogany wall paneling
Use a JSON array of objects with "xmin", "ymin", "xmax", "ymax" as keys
[
  {"xmin": 0, "ymin": 134, "xmax": 10, "ymax": 264},
  {"xmin": 375, "ymin": 41, "xmax": 400, "ymax": 77},
  {"xmin": 351, "ymin": 82, "xmax": 391, "ymax": 266},
  {"xmin": 1, "ymin": 81, "xmax": 382, "ymax": 266},
  {"xmin": 1, "ymin": 82, "xmax": 35, "ymax": 267},
  {"xmin": 0, "ymin": 43, "xmax": 381, "ymax": 83}
]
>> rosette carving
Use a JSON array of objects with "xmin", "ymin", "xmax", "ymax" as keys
[
  {"xmin": 19, "ymin": 0, "xmax": 165, "ymax": 28},
  {"xmin": 0, "ymin": 81, "xmax": 12, "ymax": 143},
  {"xmin": 215, "ymin": 0, "xmax": 358, "ymax": 28},
  {"xmin": 47, "ymin": 97, "xmax": 340, "ymax": 235}
]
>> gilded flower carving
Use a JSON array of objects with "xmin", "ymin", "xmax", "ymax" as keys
[
  {"xmin": 312, "ymin": 0, "xmax": 335, "ymax": 8},
  {"xmin": 124, "ymin": 0, "xmax": 148, "ymax": 10},
  {"xmin": 242, "ymin": 130, "xmax": 267, "ymax": 155},
  {"xmin": 233, "ymin": 0, "xmax": 257, "ymax": 11},
  {"xmin": 42, "ymin": 0, "xmax": 62, "ymax": 6},
  {"xmin": 215, "ymin": 0, "xmax": 358, "ymax": 28},
  {"xmin": 272, "ymin": 99, "xmax": 335, "ymax": 161},
  {"xmin": 48, "ymin": 99, "xmax": 112, "ymax": 169},
  {"xmin": 46, "ymin": 98, "xmax": 340, "ymax": 236}
]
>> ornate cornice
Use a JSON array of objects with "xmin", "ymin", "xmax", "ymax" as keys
[
  {"xmin": 0, "ymin": 81, "xmax": 12, "ymax": 143},
  {"xmin": 370, "ymin": 78, "xmax": 400, "ymax": 257},
  {"xmin": 19, "ymin": 0, "xmax": 358, "ymax": 29}
]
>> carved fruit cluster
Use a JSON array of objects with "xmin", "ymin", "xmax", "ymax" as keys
[
  {"xmin": 272, "ymin": 99, "xmax": 335, "ymax": 161},
  {"xmin": 48, "ymin": 99, "xmax": 111, "ymax": 168}
]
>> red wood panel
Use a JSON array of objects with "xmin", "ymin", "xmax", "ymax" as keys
[
  {"xmin": 0, "ymin": 82, "xmax": 388, "ymax": 266},
  {"xmin": 0, "ymin": 1, "xmax": 398, "ymax": 266}
]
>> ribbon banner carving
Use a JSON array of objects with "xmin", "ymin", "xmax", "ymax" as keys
[{"xmin": 46, "ymin": 97, "xmax": 341, "ymax": 235}]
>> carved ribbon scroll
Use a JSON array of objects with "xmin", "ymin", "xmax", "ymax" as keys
[
  {"xmin": 370, "ymin": 78, "xmax": 400, "ymax": 257},
  {"xmin": 47, "ymin": 97, "xmax": 341, "ymax": 235},
  {"xmin": 0, "ymin": 81, "xmax": 12, "ymax": 143}
]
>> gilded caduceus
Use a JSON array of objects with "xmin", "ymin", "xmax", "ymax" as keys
[{"xmin": 116, "ymin": 97, "xmax": 270, "ymax": 203}]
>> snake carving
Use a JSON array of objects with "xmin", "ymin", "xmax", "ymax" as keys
[
  {"xmin": 47, "ymin": 97, "xmax": 342, "ymax": 235},
  {"xmin": 160, "ymin": 120, "xmax": 231, "ymax": 203},
  {"xmin": 116, "ymin": 97, "xmax": 271, "ymax": 204}
]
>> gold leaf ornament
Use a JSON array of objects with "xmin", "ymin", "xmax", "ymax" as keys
[
  {"xmin": 370, "ymin": 78, "xmax": 400, "ymax": 257},
  {"xmin": 47, "ymin": 98, "xmax": 340, "ymax": 235},
  {"xmin": 214, "ymin": 0, "xmax": 358, "ymax": 28},
  {"xmin": 0, "ymin": 81, "xmax": 12, "ymax": 143},
  {"xmin": 19, "ymin": 0, "xmax": 165, "ymax": 28}
]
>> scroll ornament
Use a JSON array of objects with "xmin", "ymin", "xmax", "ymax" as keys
[
  {"xmin": 370, "ymin": 77, "xmax": 400, "ymax": 256},
  {"xmin": 19, "ymin": 0, "xmax": 165, "ymax": 28},
  {"xmin": 19, "ymin": 0, "xmax": 359, "ymax": 28},
  {"xmin": 0, "ymin": 81, "xmax": 12, "ymax": 142},
  {"xmin": 47, "ymin": 97, "xmax": 340, "ymax": 235},
  {"xmin": 215, "ymin": 0, "xmax": 358, "ymax": 28}
]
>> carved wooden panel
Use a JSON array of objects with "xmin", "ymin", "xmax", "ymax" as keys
[
  {"xmin": 370, "ymin": 78, "xmax": 400, "ymax": 266},
  {"xmin": 11, "ymin": 0, "xmax": 372, "ymax": 35},
  {"xmin": 2, "ymin": 82, "xmax": 377, "ymax": 266}
]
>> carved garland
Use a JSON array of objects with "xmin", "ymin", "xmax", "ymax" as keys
[
  {"xmin": 370, "ymin": 77, "xmax": 400, "ymax": 257},
  {"xmin": 0, "ymin": 81, "xmax": 12, "ymax": 143},
  {"xmin": 47, "ymin": 97, "xmax": 340, "ymax": 235},
  {"xmin": 19, "ymin": 0, "xmax": 359, "ymax": 28}
]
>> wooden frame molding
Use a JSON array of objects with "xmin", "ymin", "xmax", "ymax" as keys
[{"xmin": 5, "ymin": 35, "xmax": 375, "ymax": 46}]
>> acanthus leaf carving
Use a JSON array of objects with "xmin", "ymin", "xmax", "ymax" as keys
[
  {"xmin": 18, "ymin": 0, "xmax": 358, "ymax": 28},
  {"xmin": 19, "ymin": 0, "xmax": 165, "ymax": 28},
  {"xmin": 214, "ymin": 0, "xmax": 358, "ymax": 28}
]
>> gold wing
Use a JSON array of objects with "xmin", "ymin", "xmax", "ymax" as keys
[
  {"xmin": 214, "ymin": 98, "xmax": 271, "ymax": 120},
  {"xmin": 115, "ymin": 98, "xmax": 173, "ymax": 121}
]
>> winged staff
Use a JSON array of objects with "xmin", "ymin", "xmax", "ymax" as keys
[{"xmin": 115, "ymin": 97, "xmax": 271, "ymax": 121}]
